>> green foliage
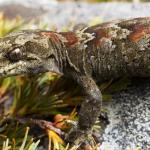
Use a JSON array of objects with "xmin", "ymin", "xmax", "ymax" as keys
[
  {"xmin": 99, "ymin": 77, "xmax": 130, "ymax": 101},
  {"xmin": 0, "ymin": 12, "xmax": 24, "ymax": 37},
  {"xmin": 2, "ymin": 127, "xmax": 40, "ymax": 150},
  {"xmin": 105, "ymin": 77, "xmax": 130, "ymax": 93}
]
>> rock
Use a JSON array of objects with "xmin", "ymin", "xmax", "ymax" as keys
[
  {"xmin": 0, "ymin": 4, "xmax": 46, "ymax": 21},
  {"xmin": 100, "ymin": 79, "xmax": 150, "ymax": 150},
  {"xmin": 0, "ymin": 0, "xmax": 57, "ymax": 21}
]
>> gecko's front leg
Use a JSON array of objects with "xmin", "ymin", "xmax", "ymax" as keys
[{"xmin": 65, "ymin": 76, "xmax": 102, "ymax": 145}]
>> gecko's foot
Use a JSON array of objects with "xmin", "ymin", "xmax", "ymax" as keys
[
  {"xmin": 65, "ymin": 126, "xmax": 94, "ymax": 148},
  {"xmin": 99, "ymin": 111, "xmax": 109, "ymax": 123}
]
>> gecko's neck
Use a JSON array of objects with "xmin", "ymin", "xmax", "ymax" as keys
[{"xmin": 41, "ymin": 31, "xmax": 80, "ymax": 74}]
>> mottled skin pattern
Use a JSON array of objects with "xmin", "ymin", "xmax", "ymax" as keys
[{"xmin": 0, "ymin": 17, "xmax": 150, "ymax": 145}]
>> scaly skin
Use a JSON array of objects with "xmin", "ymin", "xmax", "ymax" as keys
[{"xmin": 0, "ymin": 17, "xmax": 150, "ymax": 145}]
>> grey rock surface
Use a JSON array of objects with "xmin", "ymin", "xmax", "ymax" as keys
[
  {"xmin": 100, "ymin": 79, "xmax": 150, "ymax": 150},
  {"xmin": 0, "ymin": 1, "xmax": 150, "ymax": 150}
]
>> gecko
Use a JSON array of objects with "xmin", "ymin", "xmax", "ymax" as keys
[{"xmin": 0, "ymin": 17, "xmax": 150, "ymax": 145}]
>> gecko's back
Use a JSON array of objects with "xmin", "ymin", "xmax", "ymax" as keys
[{"xmin": 82, "ymin": 17, "xmax": 150, "ymax": 82}]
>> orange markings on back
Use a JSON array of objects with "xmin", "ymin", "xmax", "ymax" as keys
[
  {"xmin": 41, "ymin": 31, "xmax": 60, "ymax": 43},
  {"xmin": 129, "ymin": 24, "xmax": 150, "ymax": 42},
  {"xmin": 92, "ymin": 29, "xmax": 110, "ymax": 47},
  {"xmin": 60, "ymin": 32, "xmax": 78, "ymax": 47}
]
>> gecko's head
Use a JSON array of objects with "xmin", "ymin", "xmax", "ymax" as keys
[{"xmin": 0, "ymin": 30, "xmax": 59, "ymax": 77}]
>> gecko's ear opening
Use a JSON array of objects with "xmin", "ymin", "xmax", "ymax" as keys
[{"xmin": 48, "ymin": 54, "xmax": 56, "ymax": 59}]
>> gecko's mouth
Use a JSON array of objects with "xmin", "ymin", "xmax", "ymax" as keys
[
  {"xmin": 0, "ymin": 60, "xmax": 27, "ymax": 77},
  {"xmin": 0, "ymin": 59, "xmax": 47, "ymax": 77}
]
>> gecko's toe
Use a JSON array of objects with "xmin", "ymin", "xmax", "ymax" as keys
[
  {"xmin": 65, "ymin": 126, "xmax": 96, "ymax": 149},
  {"xmin": 65, "ymin": 126, "xmax": 85, "ymax": 145}
]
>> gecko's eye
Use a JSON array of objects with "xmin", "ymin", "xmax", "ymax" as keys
[{"xmin": 6, "ymin": 47, "xmax": 26, "ymax": 62}]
